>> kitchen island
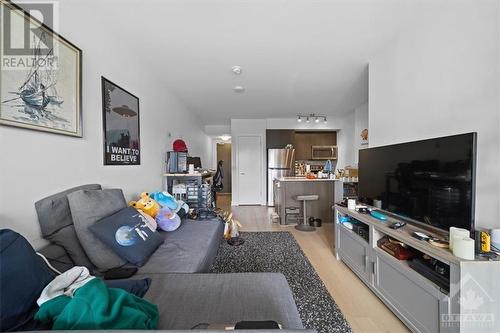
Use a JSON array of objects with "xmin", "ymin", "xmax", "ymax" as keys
[{"xmin": 273, "ymin": 177, "xmax": 342, "ymax": 225}]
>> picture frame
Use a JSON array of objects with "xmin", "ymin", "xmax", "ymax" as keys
[
  {"xmin": 0, "ymin": 0, "xmax": 83, "ymax": 137},
  {"xmin": 101, "ymin": 77, "xmax": 141, "ymax": 166}
]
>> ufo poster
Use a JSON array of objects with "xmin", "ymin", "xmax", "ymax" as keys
[{"xmin": 101, "ymin": 77, "xmax": 140, "ymax": 165}]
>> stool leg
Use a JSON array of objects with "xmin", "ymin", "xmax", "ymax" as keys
[
  {"xmin": 303, "ymin": 200, "xmax": 307, "ymax": 225},
  {"xmin": 295, "ymin": 200, "xmax": 316, "ymax": 232}
]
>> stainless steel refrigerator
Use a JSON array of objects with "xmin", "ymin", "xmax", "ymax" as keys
[{"xmin": 267, "ymin": 148, "xmax": 295, "ymax": 206}]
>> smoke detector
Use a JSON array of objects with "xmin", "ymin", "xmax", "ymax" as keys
[
  {"xmin": 233, "ymin": 85, "xmax": 245, "ymax": 93},
  {"xmin": 231, "ymin": 66, "xmax": 242, "ymax": 75}
]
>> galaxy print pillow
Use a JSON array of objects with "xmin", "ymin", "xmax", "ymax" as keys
[{"xmin": 89, "ymin": 207, "xmax": 164, "ymax": 266}]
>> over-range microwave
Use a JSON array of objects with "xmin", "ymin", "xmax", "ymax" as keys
[{"xmin": 311, "ymin": 146, "xmax": 337, "ymax": 160}]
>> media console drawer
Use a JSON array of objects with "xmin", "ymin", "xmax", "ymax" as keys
[{"xmin": 373, "ymin": 250, "xmax": 448, "ymax": 333}]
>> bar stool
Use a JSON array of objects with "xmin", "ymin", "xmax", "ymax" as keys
[{"xmin": 294, "ymin": 195, "xmax": 319, "ymax": 232}]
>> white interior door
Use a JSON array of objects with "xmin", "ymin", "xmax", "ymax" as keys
[{"xmin": 237, "ymin": 135, "xmax": 262, "ymax": 205}]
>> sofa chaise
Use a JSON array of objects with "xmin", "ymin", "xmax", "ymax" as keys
[{"xmin": 28, "ymin": 184, "xmax": 310, "ymax": 332}]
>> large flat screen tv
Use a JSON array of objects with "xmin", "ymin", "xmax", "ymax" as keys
[{"xmin": 359, "ymin": 133, "xmax": 477, "ymax": 233}]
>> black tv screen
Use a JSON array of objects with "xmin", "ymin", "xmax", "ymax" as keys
[{"xmin": 359, "ymin": 133, "xmax": 477, "ymax": 233}]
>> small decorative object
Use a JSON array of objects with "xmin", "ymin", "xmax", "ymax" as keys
[
  {"xmin": 347, "ymin": 199, "xmax": 356, "ymax": 210},
  {"xmin": 173, "ymin": 139, "xmax": 188, "ymax": 152},
  {"xmin": 428, "ymin": 238, "xmax": 449, "ymax": 249},
  {"xmin": 218, "ymin": 210, "xmax": 244, "ymax": 246},
  {"xmin": 102, "ymin": 77, "xmax": 140, "ymax": 165},
  {"xmin": 324, "ymin": 160, "xmax": 333, "ymax": 174},
  {"xmin": 0, "ymin": 0, "xmax": 82, "ymax": 137},
  {"xmin": 360, "ymin": 128, "xmax": 369, "ymax": 146},
  {"xmin": 449, "ymin": 227, "xmax": 470, "ymax": 250},
  {"xmin": 452, "ymin": 237, "xmax": 475, "ymax": 260}
]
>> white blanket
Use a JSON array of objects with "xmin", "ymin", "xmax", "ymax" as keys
[{"xmin": 37, "ymin": 266, "xmax": 95, "ymax": 306}]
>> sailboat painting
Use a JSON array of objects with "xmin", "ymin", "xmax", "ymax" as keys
[{"xmin": 0, "ymin": 0, "xmax": 82, "ymax": 137}]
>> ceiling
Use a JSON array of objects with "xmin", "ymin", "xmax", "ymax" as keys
[{"xmin": 82, "ymin": 0, "xmax": 415, "ymax": 125}]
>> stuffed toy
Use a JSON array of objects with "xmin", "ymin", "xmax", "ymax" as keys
[
  {"xmin": 129, "ymin": 192, "xmax": 160, "ymax": 218},
  {"xmin": 156, "ymin": 207, "xmax": 181, "ymax": 232},
  {"xmin": 150, "ymin": 191, "xmax": 189, "ymax": 218},
  {"xmin": 150, "ymin": 191, "xmax": 178, "ymax": 210}
]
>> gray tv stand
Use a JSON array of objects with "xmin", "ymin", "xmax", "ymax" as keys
[{"xmin": 334, "ymin": 205, "xmax": 500, "ymax": 333}]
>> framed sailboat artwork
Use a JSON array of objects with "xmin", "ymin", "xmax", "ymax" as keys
[{"xmin": 0, "ymin": 0, "xmax": 82, "ymax": 137}]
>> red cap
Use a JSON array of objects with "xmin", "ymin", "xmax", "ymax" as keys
[{"xmin": 173, "ymin": 139, "xmax": 188, "ymax": 152}]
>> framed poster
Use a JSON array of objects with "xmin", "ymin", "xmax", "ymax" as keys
[
  {"xmin": 101, "ymin": 77, "xmax": 140, "ymax": 165},
  {"xmin": 0, "ymin": 0, "xmax": 82, "ymax": 137}
]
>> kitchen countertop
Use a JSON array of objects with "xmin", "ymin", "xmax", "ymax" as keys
[{"xmin": 277, "ymin": 176, "xmax": 339, "ymax": 182}]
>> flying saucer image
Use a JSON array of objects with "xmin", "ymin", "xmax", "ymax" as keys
[{"xmin": 115, "ymin": 226, "xmax": 138, "ymax": 246}]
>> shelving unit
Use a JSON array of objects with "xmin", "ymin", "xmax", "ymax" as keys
[
  {"xmin": 334, "ymin": 205, "xmax": 500, "ymax": 333},
  {"xmin": 164, "ymin": 173, "xmax": 214, "ymax": 209}
]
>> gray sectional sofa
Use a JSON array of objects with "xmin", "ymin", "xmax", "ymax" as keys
[{"xmin": 35, "ymin": 185, "xmax": 311, "ymax": 332}]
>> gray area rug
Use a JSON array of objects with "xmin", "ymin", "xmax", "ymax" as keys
[{"xmin": 209, "ymin": 231, "xmax": 352, "ymax": 333}]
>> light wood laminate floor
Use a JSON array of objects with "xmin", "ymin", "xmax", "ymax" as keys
[{"xmin": 216, "ymin": 194, "xmax": 409, "ymax": 333}]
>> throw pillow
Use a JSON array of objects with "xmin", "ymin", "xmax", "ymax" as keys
[
  {"xmin": 103, "ymin": 277, "xmax": 152, "ymax": 298},
  {"xmin": 89, "ymin": 207, "xmax": 164, "ymax": 266},
  {"xmin": 0, "ymin": 229, "xmax": 56, "ymax": 331},
  {"xmin": 68, "ymin": 189, "xmax": 128, "ymax": 271},
  {"xmin": 35, "ymin": 184, "xmax": 102, "ymax": 269}
]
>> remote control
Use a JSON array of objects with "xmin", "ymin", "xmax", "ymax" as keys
[{"xmin": 389, "ymin": 221, "xmax": 406, "ymax": 229}]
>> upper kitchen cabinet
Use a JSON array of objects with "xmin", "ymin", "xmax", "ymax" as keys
[
  {"xmin": 294, "ymin": 131, "xmax": 337, "ymax": 160},
  {"xmin": 266, "ymin": 130, "xmax": 295, "ymax": 149},
  {"xmin": 266, "ymin": 130, "xmax": 338, "ymax": 160}
]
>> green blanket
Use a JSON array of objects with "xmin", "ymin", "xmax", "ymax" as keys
[{"xmin": 35, "ymin": 278, "xmax": 158, "ymax": 329}]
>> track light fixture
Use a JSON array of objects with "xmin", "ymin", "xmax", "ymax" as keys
[{"xmin": 296, "ymin": 113, "xmax": 327, "ymax": 125}]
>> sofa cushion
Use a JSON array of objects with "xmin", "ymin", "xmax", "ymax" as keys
[
  {"xmin": 142, "ymin": 273, "xmax": 304, "ymax": 330},
  {"xmin": 68, "ymin": 189, "xmax": 128, "ymax": 271},
  {"xmin": 0, "ymin": 229, "xmax": 56, "ymax": 331},
  {"xmin": 89, "ymin": 207, "xmax": 164, "ymax": 266},
  {"xmin": 35, "ymin": 184, "xmax": 101, "ymax": 269},
  {"xmin": 103, "ymin": 277, "xmax": 152, "ymax": 298},
  {"xmin": 37, "ymin": 243, "xmax": 75, "ymax": 273},
  {"xmin": 137, "ymin": 218, "xmax": 223, "ymax": 274}
]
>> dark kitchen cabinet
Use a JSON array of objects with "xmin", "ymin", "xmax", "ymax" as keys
[
  {"xmin": 294, "ymin": 131, "xmax": 337, "ymax": 160},
  {"xmin": 266, "ymin": 130, "xmax": 337, "ymax": 160},
  {"xmin": 266, "ymin": 130, "xmax": 295, "ymax": 149}
]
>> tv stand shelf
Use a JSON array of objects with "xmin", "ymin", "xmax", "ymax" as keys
[{"xmin": 334, "ymin": 205, "xmax": 500, "ymax": 333}]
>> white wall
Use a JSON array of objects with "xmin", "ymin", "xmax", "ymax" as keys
[
  {"xmin": 204, "ymin": 125, "xmax": 231, "ymax": 137},
  {"xmin": 230, "ymin": 119, "xmax": 267, "ymax": 206},
  {"xmin": 0, "ymin": 0, "xmax": 211, "ymax": 248},
  {"xmin": 368, "ymin": 0, "xmax": 500, "ymax": 229}
]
